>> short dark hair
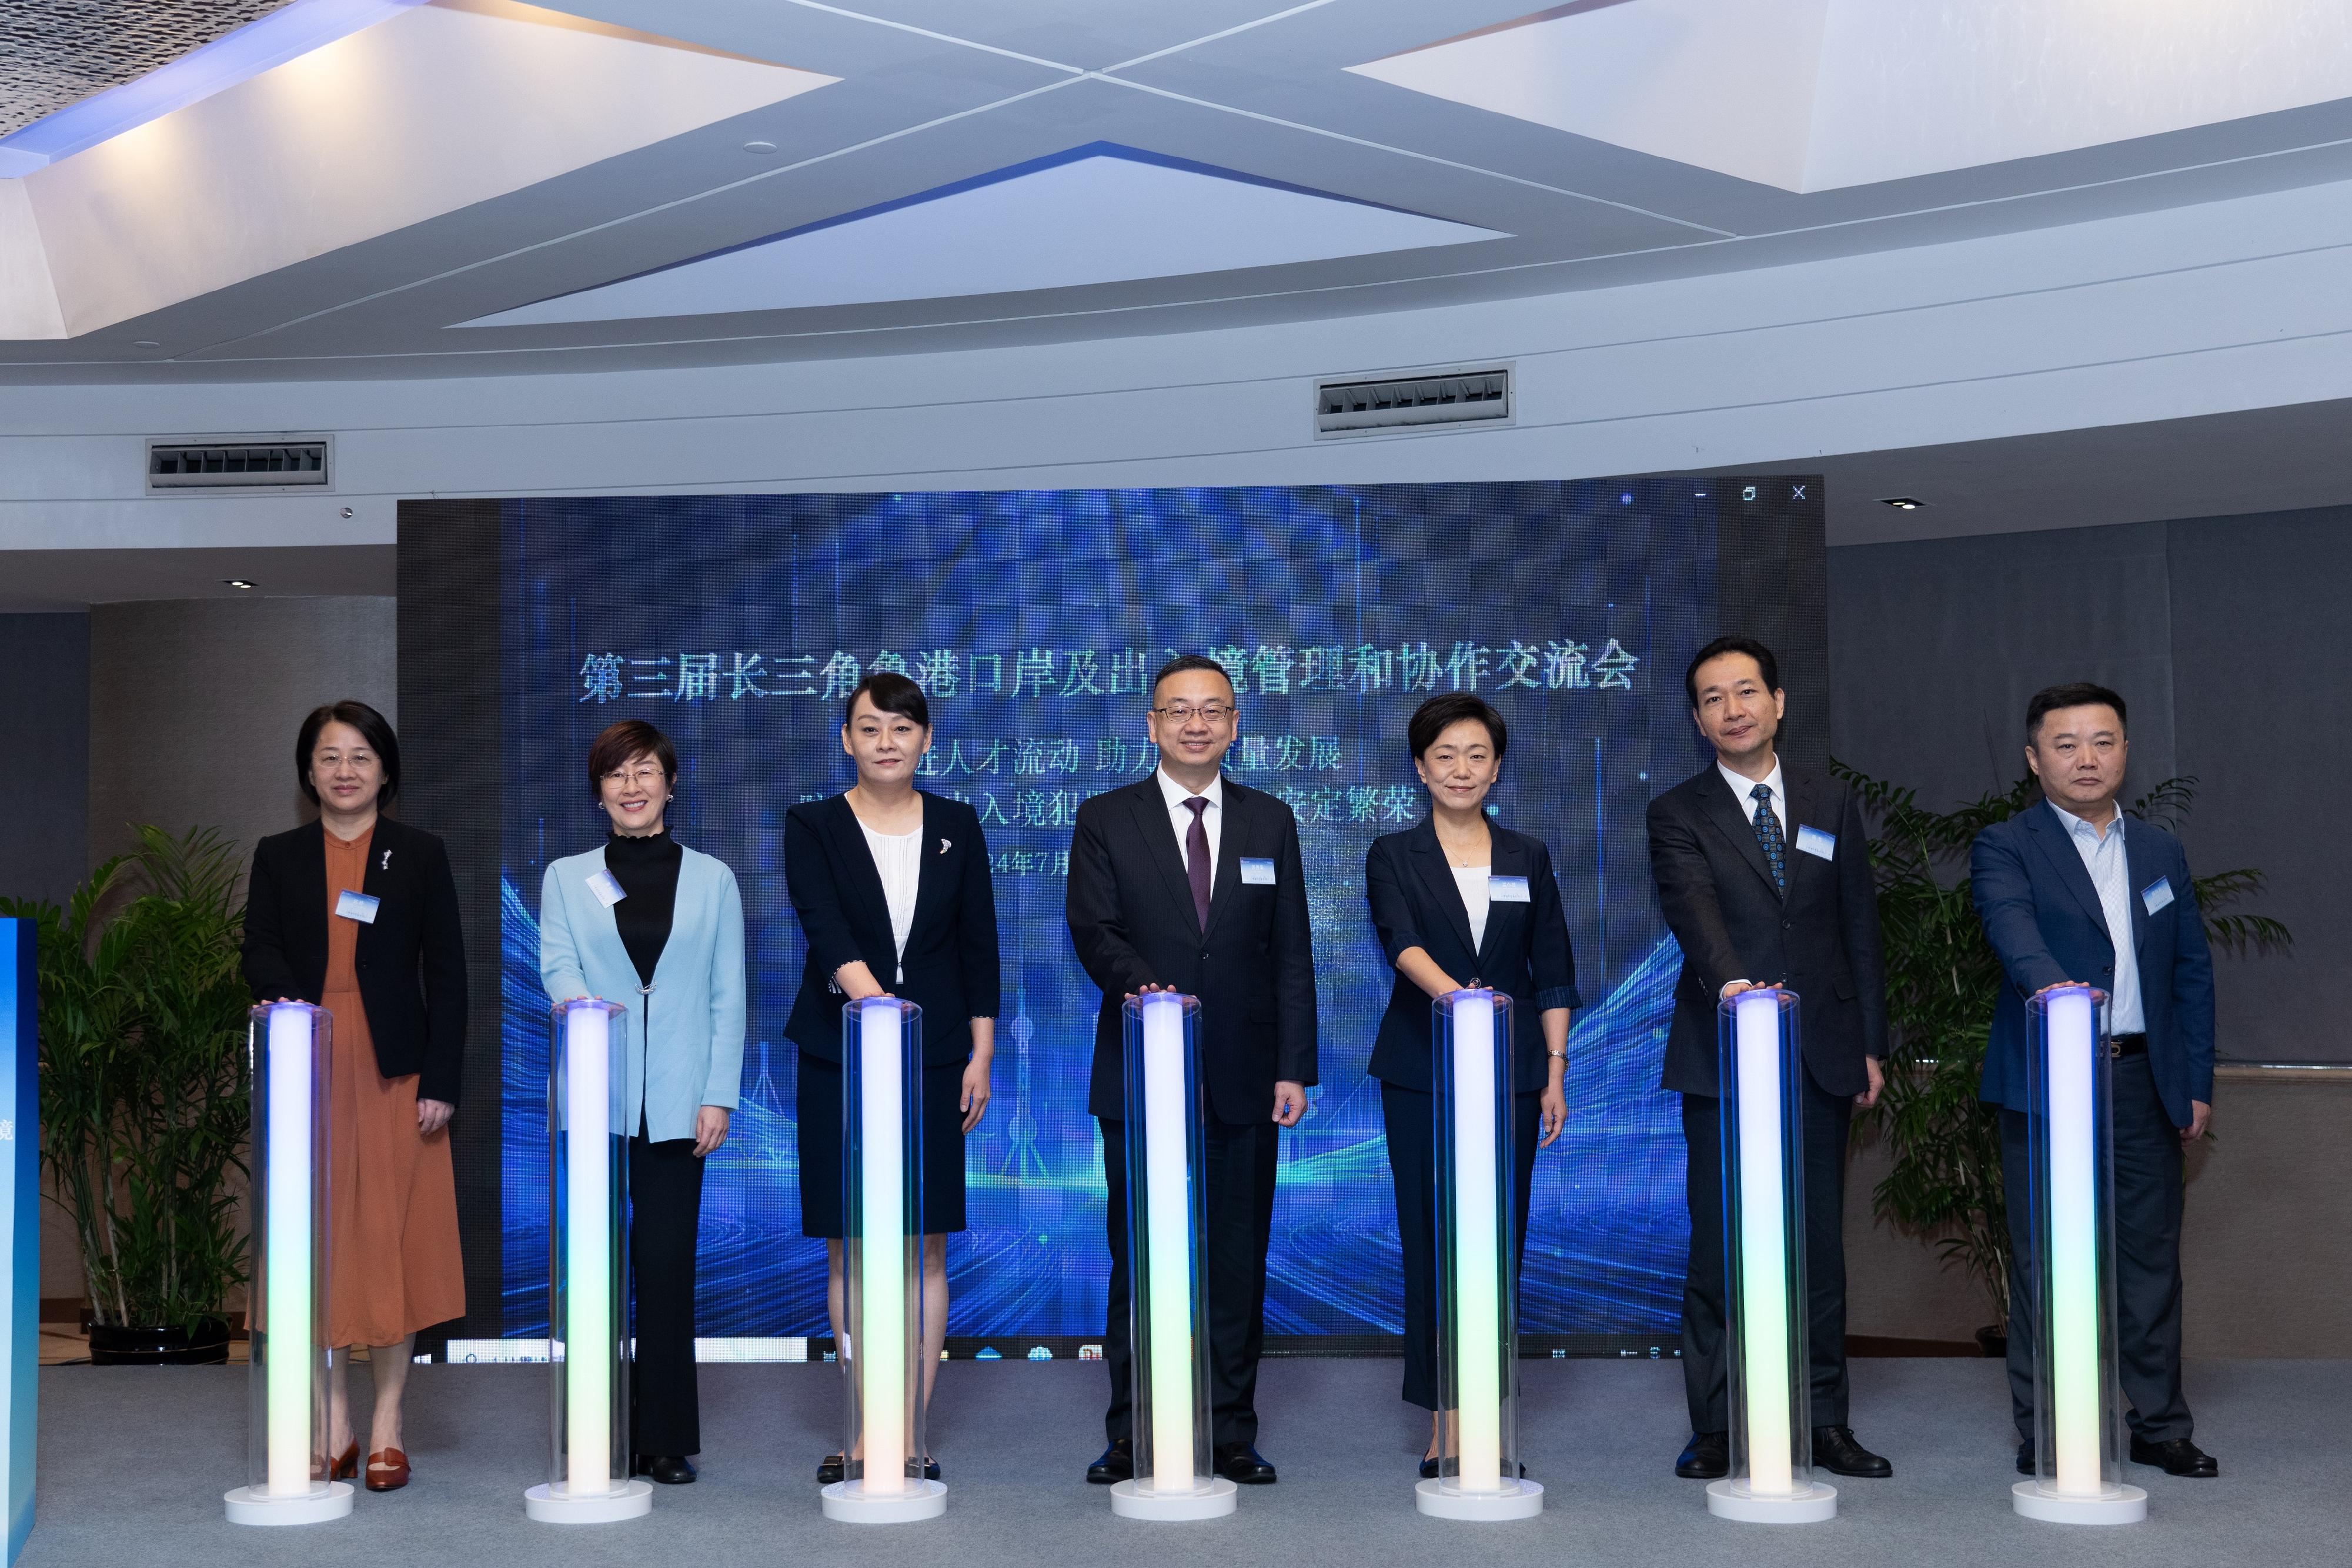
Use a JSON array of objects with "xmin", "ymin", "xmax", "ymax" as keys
[
  {"xmin": 2026, "ymin": 682, "xmax": 2127, "ymax": 741},
  {"xmin": 844, "ymin": 670, "xmax": 930, "ymax": 730},
  {"xmin": 1150, "ymin": 653, "xmax": 1234, "ymax": 703},
  {"xmin": 587, "ymin": 719, "xmax": 678, "ymax": 800},
  {"xmin": 296, "ymin": 701, "xmax": 400, "ymax": 805},
  {"xmin": 1684, "ymin": 636, "xmax": 1781, "ymax": 711},
  {"xmin": 1407, "ymin": 694, "xmax": 1508, "ymax": 763}
]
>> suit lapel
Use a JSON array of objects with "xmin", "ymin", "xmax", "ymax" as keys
[
  {"xmin": 1697, "ymin": 768, "xmax": 1780, "ymax": 897},
  {"xmin": 1126, "ymin": 781, "xmax": 1201, "ymax": 935},
  {"xmin": 1476, "ymin": 830, "xmax": 1526, "ymax": 972},
  {"xmin": 1201, "ymin": 777, "xmax": 1246, "ymax": 943},
  {"xmin": 354, "ymin": 820, "xmax": 394, "ymax": 959},
  {"xmin": 2022, "ymin": 805, "xmax": 2112, "ymax": 940},
  {"xmin": 582, "ymin": 844, "xmax": 640, "ymax": 986},
  {"xmin": 912, "ymin": 791, "xmax": 948, "ymax": 938},
  {"xmin": 2123, "ymin": 817, "xmax": 2156, "ymax": 954},
  {"xmin": 294, "ymin": 823, "xmax": 331, "ymax": 961},
  {"xmin": 1410, "ymin": 817, "xmax": 1479, "ymax": 965},
  {"xmin": 1779, "ymin": 771, "xmax": 1816, "ymax": 898},
  {"xmin": 829, "ymin": 794, "xmax": 895, "ymax": 942}
]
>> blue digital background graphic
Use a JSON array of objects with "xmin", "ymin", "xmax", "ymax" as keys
[{"xmin": 499, "ymin": 486, "xmax": 1714, "ymax": 1340}]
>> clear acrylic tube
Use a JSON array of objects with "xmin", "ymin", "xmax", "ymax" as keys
[
  {"xmin": 1122, "ymin": 992, "xmax": 1215, "ymax": 1499},
  {"xmin": 836, "ymin": 997, "xmax": 927, "ymax": 1506},
  {"xmin": 549, "ymin": 998, "xmax": 628, "ymax": 1501},
  {"xmin": 245, "ymin": 1001, "xmax": 332, "ymax": 1500}
]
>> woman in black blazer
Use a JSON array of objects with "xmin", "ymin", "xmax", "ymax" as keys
[
  {"xmin": 1364, "ymin": 694, "xmax": 1579, "ymax": 1475},
  {"xmin": 784, "ymin": 671, "xmax": 1000, "ymax": 1484},
  {"xmin": 242, "ymin": 701, "xmax": 466, "ymax": 1493}
]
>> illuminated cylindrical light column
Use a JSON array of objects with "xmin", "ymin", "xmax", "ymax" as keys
[
  {"xmin": 1706, "ymin": 988, "xmax": 1835, "ymax": 1524},
  {"xmin": 823, "ymin": 998, "xmax": 945, "ymax": 1523},
  {"xmin": 1110, "ymin": 993, "xmax": 1235, "ymax": 1520},
  {"xmin": 225, "ymin": 1002, "xmax": 350, "ymax": 1524},
  {"xmin": 526, "ymin": 1000, "xmax": 649, "ymax": 1522},
  {"xmin": 1419, "ymin": 989, "xmax": 1542, "ymax": 1520},
  {"xmin": 3, "ymin": 918, "xmax": 33, "ymax": 1564},
  {"xmin": 2013, "ymin": 985, "xmax": 2146, "ymax": 1525}
]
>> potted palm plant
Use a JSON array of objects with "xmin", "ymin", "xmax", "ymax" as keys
[
  {"xmin": 1, "ymin": 826, "xmax": 253, "ymax": 1363},
  {"xmin": 1833, "ymin": 767, "xmax": 2288, "ymax": 1353}
]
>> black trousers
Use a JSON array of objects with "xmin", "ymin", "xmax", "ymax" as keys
[
  {"xmin": 628, "ymin": 1133, "xmax": 707, "ymax": 1456},
  {"xmin": 1100, "ymin": 1115, "xmax": 1277, "ymax": 1449},
  {"xmin": 1382, "ymin": 1082, "xmax": 1541, "ymax": 1411},
  {"xmin": 1679, "ymin": 1067, "xmax": 1853, "ymax": 1433},
  {"xmin": 1999, "ymin": 1052, "xmax": 2191, "ymax": 1444}
]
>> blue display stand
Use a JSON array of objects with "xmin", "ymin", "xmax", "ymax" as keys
[{"xmin": 2, "ymin": 920, "xmax": 36, "ymax": 1564}]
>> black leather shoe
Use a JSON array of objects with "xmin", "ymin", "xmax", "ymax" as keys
[
  {"xmin": 1418, "ymin": 1455, "xmax": 1439, "ymax": 1480},
  {"xmin": 908, "ymin": 1455, "xmax": 943, "ymax": 1482},
  {"xmin": 1812, "ymin": 1426, "xmax": 1892, "ymax": 1478},
  {"xmin": 817, "ymin": 1453, "xmax": 844, "ymax": 1486},
  {"xmin": 1675, "ymin": 1431, "xmax": 1729, "ymax": 1480},
  {"xmin": 2016, "ymin": 1440, "xmax": 2034, "ymax": 1476},
  {"xmin": 1086, "ymin": 1439, "xmax": 1133, "ymax": 1485},
  {"xmin": 2130, "ymin": 1435, "xmax": 2219, "ymax": 1477},
  {"xmin": 1214, "ymin": 1443, "xmax": 1278, "ymax": 1484},
  {"xmin": 640, "ymin": 1455, "xmax": 696, "ymax": 1485}
]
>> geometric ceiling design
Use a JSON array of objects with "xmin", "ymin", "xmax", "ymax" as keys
[
  {"xmin": 460, "ymin": 143, "xmax": 1509, "ymax": 324},
  {"xmin": 1351, "ymin": 0, "xmax": 2352, "ymax": 192},
  {"xmin": 6, "ymin": 0, "xmax": 2352, "ymax": 377},
  {"xmin": 0, "ymin": 0, "xmax": 295, "ymax": 141}
]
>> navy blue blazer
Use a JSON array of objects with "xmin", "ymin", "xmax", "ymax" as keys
[
  {"xmin": 782, "ymin": 792, "xmax": 1001, "ymax": 1068},
  {"xmin": 1971, "ymin": 802, "xmax": 2215, "ymax": 1126},
  {"xmin": 1364, "ymin": 818, "xmax": 1581, "ymax": 1094}
]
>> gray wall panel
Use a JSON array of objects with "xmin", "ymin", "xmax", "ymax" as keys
[
  {"xmin": 86, "ymin": 598, "xmax": 395, "ymax": 873},
  {"xmin": 0, "ymin": 612, "xmax": 88, "ymax": 908}
]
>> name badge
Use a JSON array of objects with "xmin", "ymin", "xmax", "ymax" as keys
[
  {"xmin": 2141, "ymin": 877, "xmax": 2174, "ymax": 916},
  {"xmin": 1488, "ymin": 875, "xmax": 1531, "ymax": 903},
  {"xmin": 587, "ymin": 870, "xmax": 627, "ymax": 908},
  {"xmin": 335, "ymin": 890, "xmax": 379, "ymax": 924},
  {"xmin": 1239, "ymin": 857, "xmax": 1277, "ymax": 885},
  {"xmin": 1795, "ymin": 825, "xmax": 1836, "ymax": 861}
]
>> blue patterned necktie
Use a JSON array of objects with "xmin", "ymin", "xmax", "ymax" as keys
[{"xmin": 1750, "ymin": 782, "xmax": 1786, "ymax": 892}]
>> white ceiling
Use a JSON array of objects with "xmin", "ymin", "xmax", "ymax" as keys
[{"xmin": 6, "ymin": 0, "xmax": 2352, "ymax": 382}]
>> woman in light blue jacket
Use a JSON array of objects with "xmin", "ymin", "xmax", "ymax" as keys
[{"xmin": 540, "ymin": 718, "xmax": 745, "ymax": 1487}]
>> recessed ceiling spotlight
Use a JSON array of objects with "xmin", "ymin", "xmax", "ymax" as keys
[
  {"xmin": 743, "ymin": 140, "xmax": 777, "ymax": 155},
  {"xmin": 223, "ymin": 579, "xmax": 257, "ymax": 590},
  {"xmin": 1879, "ymin": 496, "xmax": 1926, "ymax": 510}
]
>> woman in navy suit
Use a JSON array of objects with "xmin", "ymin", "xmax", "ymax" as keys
[
  {"xmin": 1365, "ymin": 693, "xmax": 1580, "ymax": 1475},
  {"xmin": 784, "ymin": 671, "xmax": 1001, "ymax": 1484}
]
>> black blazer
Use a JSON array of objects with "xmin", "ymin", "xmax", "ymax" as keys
[
  {"xmin": 242, "ymin": 817, "xmax": 467, "ymax": 1105},
  {"xmin": 1364, "ymin": 818, "xmax": 1582, "ymax": 1094},
  {"xmin": 782, "ymin": 792, "xmax": 1001, "ymax": 1067},
  {"xmin": 1645, "ymin": 764, "xmax": 1886, "ymax": 1099},
  {"xmin": 1067, "ymin": 775, "xmax": 1317, "ymax": 1125}
]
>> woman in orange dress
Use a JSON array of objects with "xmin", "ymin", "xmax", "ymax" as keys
[{"xmin": 243, "ymin": 701, "xmax": 467, "ymax": 1493}]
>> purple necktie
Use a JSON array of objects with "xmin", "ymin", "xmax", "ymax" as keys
[{"xmin": 1182, "ymin": 797, "xmax": 1212, "ymax": 930}]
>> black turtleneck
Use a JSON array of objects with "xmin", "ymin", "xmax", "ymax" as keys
[{"xmin": 604, "ymin": 830, "xmax": 682, "ymax": 988}]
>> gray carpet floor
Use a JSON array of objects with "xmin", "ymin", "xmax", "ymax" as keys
[{"xmin": 25, "ymin": 1356, "xmax": 2338, "ymax": 1568}]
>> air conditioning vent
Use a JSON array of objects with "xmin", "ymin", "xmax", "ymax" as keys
[
  {"xmin": 1314, "ymin": 367, "xmax": 1511, "ymax": 437},
  {"xmin": 146, "ymin": 439, "xmax": 330, "ymax": 490}
]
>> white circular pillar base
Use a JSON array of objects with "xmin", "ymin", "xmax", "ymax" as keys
[
  {"xmin": 1109, "ymin": 1476, "xmax": 1238, "ymax": 1519},
  {"xmin": 1706, "ymin": 1478, "xmax": 1838, "ymax": 1523},
  {"xmin": 224, "ymin": 1482, "xmax": 353, "ymax": 1525},
  {"xmin": 2012, "ymin": 1479, "xmax": 2147, "ymax": 1524},
  {"xmin": 820, "ymin": 1479, "xmax": 947, "ymax": 1522},
  {"xmin": 1415, "ymin": 1478, "xmax": 1544, "ymax": 1519},
  {"xmin": 523, "ymin": 1479, "xmax": 653, "ymax": 1522}
]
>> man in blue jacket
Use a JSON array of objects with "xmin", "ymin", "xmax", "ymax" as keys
[{"xmin": 1972, "ymin": 682, "xmax": 2217, "ymax": 1480}]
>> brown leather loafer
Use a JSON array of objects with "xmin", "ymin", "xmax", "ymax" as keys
[{"xmin": 365, "ymin": 1448, "xmax": 410, "ymax": 1492}]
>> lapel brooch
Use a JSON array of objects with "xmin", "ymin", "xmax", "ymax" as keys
[
  {"xmin": 380, "ymin": 850, "xmax": 392, "ymax": 871},
  {"xmin": 940, "ymin": 838, "xmax": 951, "ymax": 855}
]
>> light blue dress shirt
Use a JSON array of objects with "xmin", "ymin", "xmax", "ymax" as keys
[{"xmin": 2047, "ymin": 800, "xmax": 2144, "ymax": 1034}]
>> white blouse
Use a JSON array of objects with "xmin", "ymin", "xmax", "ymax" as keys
[
  {"xmin": 1451, "ymin": 862, "xmax": 1493, "ymax": 953},
  {"xmin": 859, "ymin": 823, "xmax": 923, "ymax": 983}
]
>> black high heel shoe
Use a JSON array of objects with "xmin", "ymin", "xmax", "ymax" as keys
[{"xmin": 817, "ymin": 1453, "xmax": 846, "ymax": 1486}]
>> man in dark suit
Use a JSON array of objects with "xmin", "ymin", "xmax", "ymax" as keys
[
  {"xmin": 1972, "ymin": 683, "xmax": 2217, "ymax": 1479},
  {"xmin": 1067, "ymin": 654, "xmax": 1317, "ymax": 1486},
  {"xmin": 1645, "ymin": 636, "xmax": 1892, "ymax": 1482}
]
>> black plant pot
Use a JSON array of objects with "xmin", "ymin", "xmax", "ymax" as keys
[
  {"xmin": 1975, "ymin": 1325, "xmax": 2009, "ymax": 1360},
  {"xmin": 88, "ymin": 1318, "xmax": 231, "ymax": 1366}
]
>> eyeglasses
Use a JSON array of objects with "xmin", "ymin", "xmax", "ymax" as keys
[
  {"xmin": 601, "ymin": 765, "xmax": 667, "ymax": 789},
  {"xmin": 1152, "ymin": 703, "xmax": 1233, "ymax": 724}
]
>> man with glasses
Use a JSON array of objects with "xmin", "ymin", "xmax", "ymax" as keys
[{"xmin": 1067, "ymin": 654, "xmax": 1318, "ymax": 1487}]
